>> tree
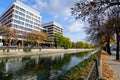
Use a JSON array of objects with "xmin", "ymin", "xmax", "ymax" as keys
[
  {"xmin": 33, "ymin": 31, "xmax": 46, "ymax": 46},
  {"xmin": 54, "ymin": 32, "xmax": 72, "ymax": 48},
  {"xmin": 63, "ymin": 37, "xmax": 72, "ymax": 49},
  {"xmin": 71, "ymin": 0, "xmax": 120, "ymax": 60},
  {"xmin": 26, "ymin": 30, "xmax": 46, "ymax": 46},
  {"xmin": 54, "ymin": 32, "xmax": 64, "ymax": 47},
  {"xmin": 0, "ymin": 25, "xmax": 18, "ymax": 46},
  {"xmin": 105, "ymin": 17, "xmax": 120, "ymax": 57},
  {"xmin": 73, "ymin": 41, "xmax": 94, "ymax": 48},
  {"xmin": 75, "ymin": 42, "xmax": 84, "ymax": 48}
]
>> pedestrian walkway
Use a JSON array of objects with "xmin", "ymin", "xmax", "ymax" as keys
[
  {"xmin": 107, "ymin": 55, "xmax": 120, "ymax": 80},
  {"xmin": 101, "ymin": 51, "xmax": 114, "ymax": 80}
]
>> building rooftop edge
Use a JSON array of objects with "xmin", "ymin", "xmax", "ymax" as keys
[
  {"xmin": 0, "ymin": 0, "xmax": 41, "ymax": 17},
  {"xmin": 15, "ymin": 0, "xmax": 40, "ymax": 15},
  {"xmin": 42, "ymin": 21, "xmax": 63, "ymax": 29}
]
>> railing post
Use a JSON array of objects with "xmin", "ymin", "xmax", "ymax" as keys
[
  {"xmin": 94, "ymin": 59, "xmax": 99, "ymax": 78},
  {"xmin": 98, "ymin": 47, "xmax": 101, "ymax": 65},
  {"xmin": 98, "ymin": 47, "xmax": 103, "ymax": 80}
]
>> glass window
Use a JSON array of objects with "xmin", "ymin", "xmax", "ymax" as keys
[
  {"xmin": 19, "ymin": 16, "xmax": 25, "ymax": 21},
  {"xmin": 19, "ymin": 12, "xmax": 25, "ymax": 17},
  {"xmin": 15, "ymin": 10, "xmax": 19, "ymax": 14},
  {"xmin": 20, "ymin": 8, "xmax": 25, "ymax": 13},
  {"xmin": 26, "ymin": 19, "xmax": 29, "ymax": 22},
  {"xmin": 22, "ymin": 22, "xmax": 24, "ymax": 25},
  {"xmin": 14, "ymin": 15, "xmax": 18, "ymax": 19},
  {"xmin": 26, "ymin": 15, "xmax": 31, "ymax": 19},
  {"xmin": 16, "ymin": 6, "xmax": 19, "ymax": 10},
  {"xmin": 14, "ymin": 20, "xmax": 21, "ymax": 24},
  {"xmin": 30, "ymin": 21, "xmax": 33, "ymax": 24}
]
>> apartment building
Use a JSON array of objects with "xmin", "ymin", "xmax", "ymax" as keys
[
  {"xmin": 42, "ymin": 21, "xmax": 63, "ymax": 47},
  {"xmin": 0, "ymin": 0, "xmax": 43, "ymax": 45}
]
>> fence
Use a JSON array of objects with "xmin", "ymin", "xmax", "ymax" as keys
[
  {"xmin": 85, "ymin": 48, "xmax": 102, "ymax": 80},
  {"xmin": 86, "ymin": 58, "xmax": 99, "ymax": 80}
]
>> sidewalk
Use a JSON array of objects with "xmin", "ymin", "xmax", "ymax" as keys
[
  {"xmin": 107, "ymin": 55, "xmax": 120, "ymax": 80},
  {"xmin": 101, "ymin": 51, "xmax": 115, "ymax": 80}
]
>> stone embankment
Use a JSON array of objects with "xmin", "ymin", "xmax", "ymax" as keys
[{"xmin": 0, "ymin": 49, "xmax": 93, "ymax": 58}]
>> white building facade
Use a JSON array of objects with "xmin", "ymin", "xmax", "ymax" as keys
[
  {"xmin": 0, "ymin": 0, "xmax": 43, "ymax": 40},
  {"xmin": 42, "ymin": 21, "xmax": 63, "ymax": 46}
]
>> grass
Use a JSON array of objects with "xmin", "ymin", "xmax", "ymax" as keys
[{"xmin": 58, "ymin": 52, "xmax": 98, "ymax": 80}]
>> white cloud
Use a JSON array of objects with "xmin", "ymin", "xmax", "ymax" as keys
[
  {"xmin": 20, "ymin": 0, "xmax": 87, "ymax": 42},
  {"xmin": 68, "ymin": 20, "xmax": 85, "ymax": 32},
  {"xmin": 64, "ymin": 33, "xmax": 86, "ymax": 42},
  {"xmin": 21, "ymin": 0, "xmax": 79, "ymax": 18}
]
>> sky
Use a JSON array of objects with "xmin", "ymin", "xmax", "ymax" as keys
[{"xmin": 0, "ymin": 0, "xmax": 88, "ymax": 42}]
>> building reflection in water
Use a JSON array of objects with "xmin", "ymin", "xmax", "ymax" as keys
[{"xmin": 0, "ymin": 51, "xmax": 92, "ymax": 80}]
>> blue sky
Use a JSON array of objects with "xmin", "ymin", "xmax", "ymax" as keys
[{"xmin": 0, "ymin": 0, "xmax": 88, "ymax": 42}]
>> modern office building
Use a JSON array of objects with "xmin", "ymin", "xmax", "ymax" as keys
[
  {"xmin": 0, "ymin": 0, "xmax": 43, "ymax": 45},
  {"xmin": 42, "ymin": 21, "xmax": 63, "ymax": 46}
]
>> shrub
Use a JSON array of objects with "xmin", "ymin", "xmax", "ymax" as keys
[
  {"xmin": 3, "ymin": 48, "xmax": 5, "ymax": 52},
  {"xmin": 58, "ymin": 53, "xmax": 98, "ymax": 80},
  {"xmin": 7, "ymin": 48, "xmax": 9, "ymax": 52},
  {"xmin": 22, "ymin": 56, "xmax": 31, "ymax": 61},
  {"xmin": 23, "ymin": 48, "xmax": 31, "ymax": 52}
]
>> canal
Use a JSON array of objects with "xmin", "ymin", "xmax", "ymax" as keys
[{"xmin": 0, "ymin": 51, "xmax": 94, "ymax": 80}]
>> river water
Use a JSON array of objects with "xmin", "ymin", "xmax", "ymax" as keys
[{"xmin": 0, "ymin": 51, "xmax": 94, "ymax": 80}]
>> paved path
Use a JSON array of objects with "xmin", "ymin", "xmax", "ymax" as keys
[{"xmin": 107, "ymin": 55, "xmax": 120, "ymax": 80}]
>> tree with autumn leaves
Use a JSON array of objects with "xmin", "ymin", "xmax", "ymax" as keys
[
  {"xmin": 0, "ymin": 25, "xmax": 18, "ymax": 46},
  {"xmin": 71, "ymin": 0, "xmax": 120, "ymax": 60},
  {"xmin": 26, "ymin": 30, "xmax": 46, "ymax": 46},
  {"xmin": 0, "ymin": 25, "xmax": 46, "ymax": 47}
]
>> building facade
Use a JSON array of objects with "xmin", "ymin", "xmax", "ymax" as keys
[
  {"xmin": 0, "ymin": 0, "xmax": 44, "ymax": 46},
  {"xmin": 42, "ymin": 21, "xmax": 63, "ymax": 46},
  {"xmin": 0, "ymin": 0, "xmax": 43, "ymax": 40}
]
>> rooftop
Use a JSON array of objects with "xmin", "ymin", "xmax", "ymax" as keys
[
  {"xmin": 14, "ymin": 0, "xmax": 40, "ymax": 15},
  {"xmin": 42, "ymin": 21, "xmax": 63, "ymax": 29}
]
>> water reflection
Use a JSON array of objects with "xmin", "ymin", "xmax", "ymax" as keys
[{"xmin": 0, "ymin": 51, "xmax": 93, "ymax": 80}]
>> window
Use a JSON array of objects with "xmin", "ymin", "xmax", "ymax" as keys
[
  {"xmin": 16, "ymin": 6, "xmax": 19, "ymax": 10},
  {"xmin": 26, "ymin": 15, "xmax": 31, "ymax": 19},
  {"xmin": 15, "ymin": 10, "xmax": 19, "ymax": 14},
  {"xmin": 14, "ymin": 15, "xmax": 18, "ymax": 19},
  {"xmin": 30, "ymin": 21, "xmax": 33, "ymax": 24},
  {"xmin": 19, "ymin": 12, "xmax": 25, "ymax": 17},
  {"xmin": 22, "ymin": 22, "xmax": 24, "ymax": 25},
  {"xmin": 19, "ymin": 16, "xmax": 25, "ymax": 21},
  {"xmin": 26, "ymin": 19, "xmax": 29, "ymax": 22},
  {"xmin": 20, "ymin": 8, "xmax": 25, "ymax": 13},
  {"xmin": 14, "ymin": 20, "xmax": 21, "ymax": 24}
]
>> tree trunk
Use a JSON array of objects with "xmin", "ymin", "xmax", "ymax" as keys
[
  {"xmin": 8, "ymin": 39, "xmax": 12, "ymax": 46},
  {"xmin": 116, "ymin": 3, "xmax": 119, "ymax": 60},
  {"xmin": 106, "ymin": 36, "xmax": 112, "ymax": 55},
  {"xmin": 116, "ymin": 32, "xmax": 119, "ymax": 60}
]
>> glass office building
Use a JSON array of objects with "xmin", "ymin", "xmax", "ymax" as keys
[{"xmin": 0, "ymin": 0, "xmax": 43, "ymax": 40}]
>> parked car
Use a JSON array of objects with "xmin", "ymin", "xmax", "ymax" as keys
[{"xmin": 0, "ymin": 42, "xmax": 3, "ymax": 47}]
